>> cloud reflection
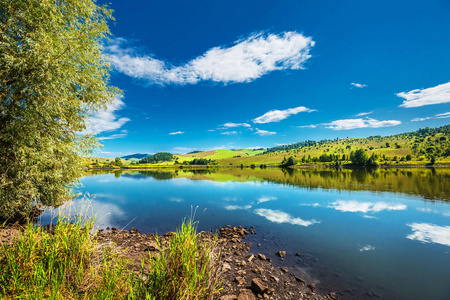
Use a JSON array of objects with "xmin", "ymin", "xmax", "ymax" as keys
[
  {"xmin": 359, "ymin": 245, "xmax": 375, "ymax": 252},
  {"xmin": 256, "ymin": 196, "xmax": 277, "ymax": 204},
  {"xmin": 254, "ymin": 208, "xmax": 319, "ymax": 227},
  {"xmin": 329, "ymin": 200, "xmax": 406, "ymax": 213},
  {"xmin": 407, "ymin": 223, "xmax": 450, "ymax": 247},
  {"xmin": 225, "ymin": 205, "xmax": 252, "ymax": 211}
]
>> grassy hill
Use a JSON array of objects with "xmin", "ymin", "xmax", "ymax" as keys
[{"xmin": 85, "ymin": 125, "xmax": 450, "ymax": 168}]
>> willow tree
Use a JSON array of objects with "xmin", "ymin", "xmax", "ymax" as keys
[{"xmin": 0, "ymin": 0, "xmax": 120, "ymax": 219}]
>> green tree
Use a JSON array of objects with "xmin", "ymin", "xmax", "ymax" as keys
[
  {"xmin": 0, "ymin": 0, "xmax": 119, "ymax": 219},
  {"xmin": 114, "ymin": 157, "xmax": 123, "ymax": 167},
  {"xmin": 350, "ymin": 149, "xmax": 369, "ymax": 166}
]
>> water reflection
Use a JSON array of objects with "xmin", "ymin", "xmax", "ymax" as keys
[
  {"xmin": 407, "ymin": 223, "xmax": 450, "ymax": 247},
  {"xmin": 87, "ymin": 167, "xmax": 450, "ymax": 202},
  {"xmin": 329, "ymin": 200, "xmax": 407, "ymax": 214},
  {"xmin": 254, "ymin": 208, "xmax": 319, "ymax": 227}
]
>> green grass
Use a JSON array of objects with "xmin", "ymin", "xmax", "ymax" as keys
[
  {"xmin": 0, "ymin": 216, "xmax": 221, "ymax": 300},
  {"xmin": 0, "ymin": 217, "xmax": 131, "ymax": 299},
  {"xmin": 133, "ymin": 219, "xmax": 221, "ymax": 300}
]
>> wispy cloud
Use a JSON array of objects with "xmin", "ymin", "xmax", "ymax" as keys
[
  {"xmin": 407, "ymin": 223, "xmax": 450, "ymax": 247},
  {"xmin": 253, "ymin": 106, "xmax": 316, "ymax": 124},
  {"xmin": 324, "ymin": 118, "xmax": 401, "ymax": 130},
  {"xmin": 351, "ymin": 82, "xmax": 367, "ymax": 88},
  {"xmin": 169, "ymin": 131, "xmax": 184, "ymax": 135},
  {"xmin": 355, "ymin": 111, "xmax": 373, "ymax": 117},
  {"xmin": 329, "ymin": 200, "xmax": 407, "ymax": 213},
  {"xmin": 397, "ymin": 82, "xmax": 450, "ymax": 108},
  {"xmin": 221, "ymin": 131, "xmax": 239, "ymax": 135},
  {"xmin": 106, "ymin": 32, "xmax": 314, "ymax": 86},
  {"xmin": 436, "ymin": 112, "xmax": 450, "ymax": 118},
  {"xmin": 255, "ymin": 208, "xmax": 319, "ymax": 227},
  {"xmin": 297, "ymin": 124, "xmax": 317, "ymax": 128},
  {"xmin": 86, "ymin": 96, "xmax": 130, "ymax": 134},
  {"xmin": 98, "ymin": 130, "xmax": 128, "ymax": 140},
  {"xmin": 254, "ymin": 128, "xmax": 276, "ymax": 136},
  {"xmin": 411, "ymin": 112, "xmax": 450, "ymax": 122},
  {"xmin": 221, "ymin": 122, "xmax": 251, "ymax": 128}
]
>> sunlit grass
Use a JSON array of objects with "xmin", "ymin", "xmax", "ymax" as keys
[
  {"xmin": 133, "ymin": 219, "xmax": 222, "ymax": 300},
  {"xmin": 0, "ymin": 216, "xmax": 131, "ymax": 299}
]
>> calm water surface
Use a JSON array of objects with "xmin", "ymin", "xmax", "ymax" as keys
[{"xmin": 40, "ymin": 168, "xmax": 450, "ymax": 300}]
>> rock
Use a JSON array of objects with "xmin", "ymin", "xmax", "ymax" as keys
[
  {"xmin": 276, "ymin": 251, "xmax": 286, "ymax": 258},
  {"xmin": 111, "ymin": 227, "xmax": 118, "ymax": 232},
  {"xmin": 164, "ymin": 232, "xmax": 177, "ymax": 237},
  {"xmin": 252, "ymin": 266, "xmax": 263, "ymax": 274},
  {"xmin": 251, "ymin": 278, "xmax": 268, "ymax": 295},
  {"xmin": 257, "ymin": 253, "xmax": 266, "ymax": 261},
  {"xmin": 237, "ymin": 290, "xmax": 256, "ymax": 300},
  {"xmin": 234, "ymin": 276, "xmax": 246, "ymax": 285},
  {"xmin": 247, "ymin": 254, "xmax": 255, "ymax": 262},
  {"xmin": 307, "ymin": 283, "xmax": 316, "ymax": 292},
  {"xmin": 295, "ymin": 276, "xmax": 305, "ymax": 285},
  {"xmin": 257, "ymin": 243, "xmax": 261, "ymax": 247},
  {"xmin": 130, "ymin": 227, "xmax": 138, "ymax": 234},
  {"xmin": 281, "ymin": 268, "xmax": 288, "ymax": 273},
  {"xmin": 270, "ymin": 275, "xmax": 279, "ymax": 283},
  {"xmin": 296, "ymin": 252, "xmax": 302, "ymax": 256},
  {"xmin": 222, "ymin": 262, "xmax": 231, "ymax": 272}
]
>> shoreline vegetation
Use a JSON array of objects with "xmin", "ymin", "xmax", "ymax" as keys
[
  {"xmin": 85, "ymin": 125, "xmax": 450, "ymax": 170},
  {"xmin": 0, "ymin": 217, "xmax": 331, "ymax": 300}
]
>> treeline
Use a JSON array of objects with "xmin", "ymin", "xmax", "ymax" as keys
[
  {"xmin": 140, "ymin": 152, "xmax": 174, "ymax": 164},
  {"xmin": 182, "ymin": 158, "xmax": 214, "ymax": 165}
]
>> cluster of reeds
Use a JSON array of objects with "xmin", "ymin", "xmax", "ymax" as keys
[{"xmin": 132, "ymin": 219, "xmax": 222, "ymax": 300}]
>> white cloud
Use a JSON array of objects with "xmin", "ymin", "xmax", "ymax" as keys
[
  {"xmin": 329, "ymin": 200, "xmax": 407, "ymax": 213},
  {"xmin": 324, "ymin": 118, "xmax": 401, "ymax": 130},
  {"xmin": 436, "ymin": 112, "xmax": 450, "ymax": 119},
  {"xmin": 98, "ymin": 131, "xmax": 128, "ymax": 140},
  {"xmin": 256, "ymin": 196, "xmax": 277, "ymax": 204},
  {"xmin": 397, "ymin": 82, "xmax": 450, "ymax": 108},
  {"xmin": 169, "ymin": 131, "xmax": 184, "ymax": 135},
  {"xmin": 107, "ymin": 32, "xmax": 314, "ymax": 86},
  {"xmin": 254, "ymin": 128, "xmax": 276, "ymax": 136},
  {"xmin": 254, "ymin": 208, "xmax": 319, "ymax": 227},
  {"xmin": 297, "ymin": 124, "xmax": 317, "ymax": 128},
  {"xmin": 225, "ymin": 205, "xmax": 252, "ymax": 211},
  {"xmin": 355, "ymin": 111, "xmax": 373, "ymax": 117},
  {"xmin": 359, "ymin": 245, "xmax": 375, "ymax": 252},
  {"xmin": 221, "ymin": 131, "xmax": 239, "ymax": 135},
  {"xmin": 351, "ymin": 83, "xmax": 367, "ymax": 88},
  {"xmin": 222, "ymin": 122, "xmax": 251, "ymax": 128},
  {"xmin": 411, "ymin": 117, "xmax": 432, "ymax": 122},
  {"xmin": 253, "ymin": 106, "xmax": 316, "ymax": 124},
  {"xmin": 86, "ymin": 96, "xmax": 130, "ymax": 134},
  {"xmin": 407, "ymin": 223, "xmax": 450, "ymax": 247},
  {"xmin": 411, "ymin": 112, "xmax": 450, "ymax": 122},
  {"xmin": 299, "ymin": 203, "xmax": 320, "ymax": 207}
]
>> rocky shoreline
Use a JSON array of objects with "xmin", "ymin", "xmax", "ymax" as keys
[{"xmin": 95, "ymin": 225, "xmax": 336, "ymax": 300}]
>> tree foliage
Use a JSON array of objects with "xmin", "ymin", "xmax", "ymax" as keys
[
  {"xmin": 140, "ymin": 152, "xmax": 174, "ymax": 164},
  {"xmin": 0, "ymin": 0, "xmax": 119, "ymax": 219}
]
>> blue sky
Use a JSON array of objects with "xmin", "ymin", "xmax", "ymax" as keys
[{"xmin": 90, "ymin": 0, "xmax": 450, "ymax": 157}]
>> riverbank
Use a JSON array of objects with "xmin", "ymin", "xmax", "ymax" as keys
[{"xmin": 1, "ymin": 223, "xmax": 334, "ymax": 299}]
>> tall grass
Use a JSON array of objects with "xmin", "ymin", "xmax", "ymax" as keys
[
  {"xmin": 0, "ymin": 216, "xmax": 222, "ymax": 299},
  {"xmin": 0, "ymin": 216, "xmax": 131, "ymax": 299},
  {"xmin": 133, "ymin": 219, "xmax": 222, "ymax": 300}
]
